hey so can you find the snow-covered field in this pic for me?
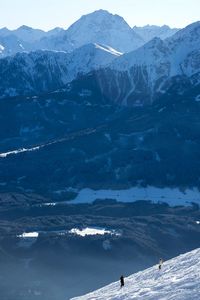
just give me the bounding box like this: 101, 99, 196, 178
69, 187, 200, 206
71, 248, 200, 300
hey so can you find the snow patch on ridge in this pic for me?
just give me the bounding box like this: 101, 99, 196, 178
69, 227, 120, 237
0, 44, 5, 52
18, 232, 39, 238
94, 43, 122, 56
0, 146, 41, 157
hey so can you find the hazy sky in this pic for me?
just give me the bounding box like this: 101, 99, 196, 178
0, 0, 199, 30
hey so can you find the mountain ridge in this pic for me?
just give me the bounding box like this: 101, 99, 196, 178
0, 10, 181, 57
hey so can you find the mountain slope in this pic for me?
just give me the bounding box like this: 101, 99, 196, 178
71, 248, 200, 300
0, 34, 31, 58
1, 84, 200, 195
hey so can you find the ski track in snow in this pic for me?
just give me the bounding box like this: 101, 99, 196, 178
71, 248, 200, 300
0, 126, 103, 158
0, 146, 42, 157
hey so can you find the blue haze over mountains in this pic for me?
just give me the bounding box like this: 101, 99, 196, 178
0, 9, 200, 300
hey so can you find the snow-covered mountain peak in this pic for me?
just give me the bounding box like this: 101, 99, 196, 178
17, 25, 33, 31
46, 27, 65, 36
135, 24, 171, 31
165, 20, 200, 67
13, 25, 45, 42
110, 20, 200, 74
92, 19, 200, 106
1, 11, 175, 56
144, 36, 166, 48
62, 10, 144, 53
133, 24, 180, 42
168, 21, 200, 44
0, 26, 9, 31
71, 248, 200, 300
73, 9, 129, 29
111, 37, 169, 71
0, 27, 10, 36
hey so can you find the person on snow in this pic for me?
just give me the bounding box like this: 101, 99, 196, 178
159, 258, 163, 270
120, 275, 125, 288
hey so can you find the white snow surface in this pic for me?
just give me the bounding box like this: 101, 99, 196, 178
18, 232, 39, 238
70, 187, 200, 206
0, 146, 41, 157
71, 248, 200, 300
0, 44, 5, 51
69, 227, 120, 237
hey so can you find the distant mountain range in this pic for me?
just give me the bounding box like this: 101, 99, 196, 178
0, 12, 199, 103
0, 10, 179, 58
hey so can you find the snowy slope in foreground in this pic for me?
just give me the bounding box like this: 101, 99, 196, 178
71, 248, 200, 300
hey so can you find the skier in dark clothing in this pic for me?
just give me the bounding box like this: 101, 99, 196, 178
120, 275, 125, 288
159, 258, 163, 270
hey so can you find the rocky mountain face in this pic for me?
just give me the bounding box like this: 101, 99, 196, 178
0, 34, 31, 57
0, 43, 121, 98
